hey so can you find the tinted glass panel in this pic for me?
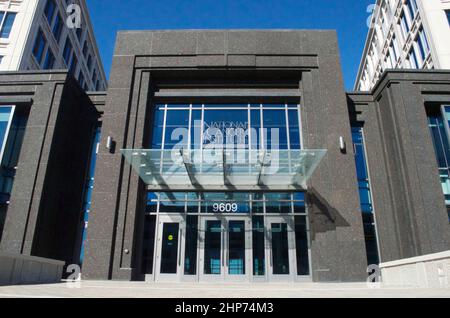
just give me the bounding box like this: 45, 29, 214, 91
160, 223, 179, 274
184, 216, 198, 275
0, 107, 12, 154
271, 223, 289, 275
362, 214, 380, 265
252, 216, 265, 276
52, 14, 63, 42
295, 216, 309, 275
228, 221, 245, 275
204, 220, 221, 275
0, 12, 16, 38
33, 30, 46, 63
164, 110, 189, 149
263, 110, 288, 149
142, 216, 156, 274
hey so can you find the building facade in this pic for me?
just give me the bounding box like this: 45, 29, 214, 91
0, 30, 449, 283
355, 0, 450, 91
0, 0, 106, 91
0, 70, 101, 268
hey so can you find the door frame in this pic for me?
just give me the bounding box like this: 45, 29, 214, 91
199, 215, 251, 282
154, 214, 186, 282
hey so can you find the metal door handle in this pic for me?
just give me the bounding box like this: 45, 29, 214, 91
222, 229, 225, 267
178, 229, 182, 267
270, 234, 273, 268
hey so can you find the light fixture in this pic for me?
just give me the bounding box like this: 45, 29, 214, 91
339, 136, 346, 152
106, 136, 113, 150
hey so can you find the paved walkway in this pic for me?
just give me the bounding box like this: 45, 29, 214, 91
0, 281, 450, 298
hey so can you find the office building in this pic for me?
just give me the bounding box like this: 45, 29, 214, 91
0, 30, 449, 284
0, 0, 106, 91
355, 0, 450, 91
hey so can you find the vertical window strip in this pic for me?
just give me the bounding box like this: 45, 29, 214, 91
0, 12, 16, 38
428, 108, 450, 210
351, 125, 380, 265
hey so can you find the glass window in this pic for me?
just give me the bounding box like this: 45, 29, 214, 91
265, 193, 291, 214
203, 109, 248, 147
252, 216, 265, 276
69, 54, 78, 75
417, 28, 430, 62
288, 109, 301, 149
82, 41, 89, 57
87, 55, 92, 71
160, 223, 179, 274
200, 193, 250, 214
151, 107, 165, 149
427, 107, 450, 206
295, 216, 309, 275
251, 193, 264, 214
76, 25, 83, 40
78, 71, 85, 88
146, 192, 158, 213
44, 0, 56, 25
250, 108, 261, 150
362, 214, 380, 265
33, 29, 46, 64
352, 124, 380, 265
159, 192, 186, 213
400, 13, 410, 39
52, 14, 63, 42
271, 223, 289, 274
146, 191, 305, 215
63, 38, 73, 65
43, 49, 55, 70
406, 0, 418, 21
191, 109, 202, 149
164, 110, 189, 149
0, 107, 13, 158
184, 215, 198, 275
149, 104, 301, 151
263, 109, 288, 149
228, 220, 246, 275
0, 12, 16, 38
352, 126, 373, 213
141, 215, 156, 274
204, 220, 222, 274
79, 123, 101, 264
409, 48, 419, 69
0, 108, 29, 241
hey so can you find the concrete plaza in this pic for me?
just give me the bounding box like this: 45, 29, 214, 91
0, 281, 449, 298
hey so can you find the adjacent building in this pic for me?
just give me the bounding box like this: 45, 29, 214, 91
0, 30, 449, 284
0, 0, 106, 91
355, 0, 450, 91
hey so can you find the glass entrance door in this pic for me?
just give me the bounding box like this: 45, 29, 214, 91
265, 216, 296, 281
155, 215, 185, 282
199, 216, 250, 282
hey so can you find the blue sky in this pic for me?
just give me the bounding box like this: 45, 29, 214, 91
87, 0, 374, 90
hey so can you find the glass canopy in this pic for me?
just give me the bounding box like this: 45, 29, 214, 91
121, 149, 326, 189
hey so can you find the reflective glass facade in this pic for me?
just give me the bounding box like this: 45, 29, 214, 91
141, 103, 310, 282
351, 125, 380, 265
427, 105, 450, 220
79, 124, 102, 265
146, 192, 305, 215
150, 103, 302, 151
0, 106, 28, 240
